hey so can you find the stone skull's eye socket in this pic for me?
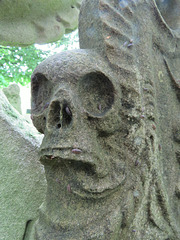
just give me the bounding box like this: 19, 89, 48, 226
31, 73, 52, 133
78, 72, 115, 117
31, 73, 52, 115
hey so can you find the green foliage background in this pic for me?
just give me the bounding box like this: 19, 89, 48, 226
0, 45, 49, 87
0, 31, 79, 88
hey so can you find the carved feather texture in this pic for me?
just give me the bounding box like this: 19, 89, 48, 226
79, 0, 180, 238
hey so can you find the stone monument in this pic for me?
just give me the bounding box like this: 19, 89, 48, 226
0, 90, 46, 240
30, 0, 180, 239
3, 83, 22, 114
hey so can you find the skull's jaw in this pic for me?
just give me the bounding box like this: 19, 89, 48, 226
39, 148, 126, 199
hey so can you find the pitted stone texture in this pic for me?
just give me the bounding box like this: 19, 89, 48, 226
3, 83, 22, 114
0, 0, 81, 46
0, 90, 46, 240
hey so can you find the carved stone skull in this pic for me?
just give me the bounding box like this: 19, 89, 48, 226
31, 50, 125, 196
30, 50, 129, 239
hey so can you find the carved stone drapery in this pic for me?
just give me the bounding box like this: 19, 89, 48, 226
30, 1, 180, 239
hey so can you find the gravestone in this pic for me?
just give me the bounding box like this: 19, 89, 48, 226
29, 0, 180, 239
3, 83, 22, 114
0, 90, 46, 240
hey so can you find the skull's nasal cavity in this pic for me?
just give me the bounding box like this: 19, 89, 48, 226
47, 100, 72, 130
